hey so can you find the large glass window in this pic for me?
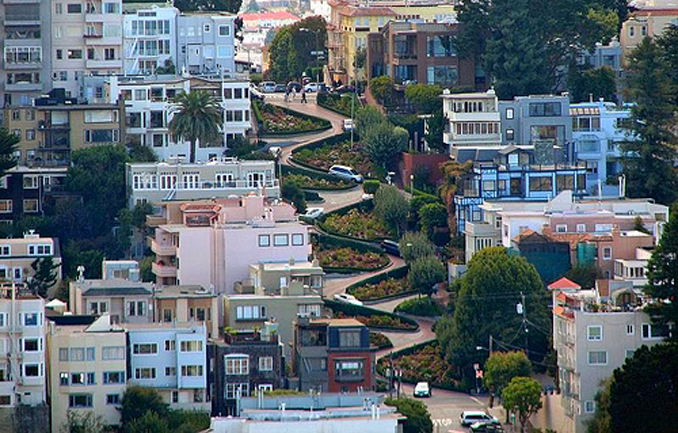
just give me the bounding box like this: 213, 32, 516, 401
225, 356, 249, 375
339, 330, 361, 347
426, 66, 458, 86
427, 35, 456, 57
529, 102, 562, 117
530, 125, 565, 145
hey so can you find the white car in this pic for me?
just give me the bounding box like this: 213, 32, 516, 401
303, 207, 325, 220
342, 119, 354, 132
304, 82, 321, 92
329, 164, 363, 183
460, 411, 499, 427
333, 293, 363, 306
413, 382, 431, 398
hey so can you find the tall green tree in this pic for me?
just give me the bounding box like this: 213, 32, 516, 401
399, 231, 435, 264
60, 410, 107, 433
120, 386, 169, 431
384, 397, 433, 433
374, 185, 409, 237
424, 111, 447, 154
644, 205, 678, 339
169, 90, 222, 163
568, 66, 617, 103
419, 203, 448, 241
281, 178, 307, 213
656, 23, 678, 105
267, 17, 327, 81
502, 376, 543, 433
0, 128, 19, 177
363, 123, 409, 169
484, 351, 531, 398
369, 76, 395, 106
404, 84, 443, 114
174, 0, 242, 13
608, 344, 678, 433
621, 37, 678, 204
355, 105, 386, 137
437, 247, 550, 371
587, 378, 612, 433
28, 257, 59, 298
408, 255, 446, 297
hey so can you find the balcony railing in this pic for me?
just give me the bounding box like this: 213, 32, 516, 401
149, 238, 176, 256
133, 179, 279, 192
152, 262, 177, 277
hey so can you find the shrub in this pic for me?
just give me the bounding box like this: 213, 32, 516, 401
322, 208, 391, 240
316, 244, 389, 271
349, 276, 412, 301
363, 179, 381, 195
370, 331, 393, 349
395, 298, 446, 317
255, 102, 330, 135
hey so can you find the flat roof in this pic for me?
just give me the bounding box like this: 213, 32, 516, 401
309, 318, 364, 327
154, 285, 217, 299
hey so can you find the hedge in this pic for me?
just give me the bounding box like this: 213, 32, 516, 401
314, 232, 391, 273
282, 165, 355, 191
324, 299, 419, 332
317, 92, 362, 117
315, 201, 396, 243
346, 266, 416, 303
289, 132, 356, 174
253, 101, 331, 137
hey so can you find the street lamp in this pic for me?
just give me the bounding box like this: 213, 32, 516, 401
409, 174, 414, 196
299, 28, 322, 86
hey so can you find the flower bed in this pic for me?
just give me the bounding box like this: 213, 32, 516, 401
254, 101, 330, 135
349, 276, 412, 302
293, 139, 375, 174
285, 173, 352, 191
316, 244, 389, 271
395, 298, 446, 317
322, 208, 390, 241
335, 311, 416, 331
377, 342, 461, 390
370, 332, 393, 350
324, 299, 419, 332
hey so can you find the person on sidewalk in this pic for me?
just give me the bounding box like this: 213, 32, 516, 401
301, 89, 307, 103
284, 88, 290, 102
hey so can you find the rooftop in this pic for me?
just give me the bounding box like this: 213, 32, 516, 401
154, 285, 217, 299
306, 318, 365, 327
77, 280, 153, 297
239, 11, 300, 21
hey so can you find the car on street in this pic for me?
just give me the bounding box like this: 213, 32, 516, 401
287, 81, 302, 92
342, 119, 354, 131
304, 82, 321, 92
413, 382, 431, 398
275, 83, 286, 93
380, 240, 400, 257
333, 293, 363, 306
259, 81, 276, 93
329, 164, 363, 183
460, 412, 499, 427
303, 207, 325, 220
332, 85, 357, 94
469, 421, 504, 432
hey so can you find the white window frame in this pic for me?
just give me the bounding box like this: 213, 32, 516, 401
292, 233, 304, 246
273, 234, 289, 247
587, 351, 608, 365
225, 355, 249, 375
258, 235, 270, 247
602, 247, 612, 260
576, 223, 586, 233
584, 400, 596, 413
626, 324, 635, 335
556, 224, 567, 233
259, 356, 273, 371
587, 325, 602, 342
506, 108, 514, 120
132, 343, 158, 355
0, 200, 11, 214
135, 367, 157, 379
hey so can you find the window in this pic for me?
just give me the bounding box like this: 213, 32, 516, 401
298, 304, 321, 317
127, 301, 146, 316
59, 348, 69, 361
587, 326, 602, 341
506, 108, 514, 120
577, 224, 586, 233
22, 338, 41, 352
106, 394, 121, 405
226, 383, 249, 399
505, 129, 515, 141
642, 323, 668, 340
89, 301, 108, 315
181, 365, 203, 376
219, 25, 231, 36
273, 234, 289, 246
69, 394, 92, 408
0, 200, 12, 213
67, 49, 82, 59
339, 330, 361, 347
135, 368, 156, 379
588, 351, 607, 365
28, 244, 51, 256
335, 360, 364, 378
529, 177, 553, 192
103, 371, 124, 384
625, 349, 635, 359
23, 199, 38, 213
24, 364, 41, 377
259, 356, 273, 371
556, 224, 567, 233
23, 313, 39, 326
87, 372, 96, 385
133, 343, 158, 355
236, 305, 266, 320
258, 235, 270, 247
180, 340, 203, 352
426, 34, 456, 57
165, 367, 176, 376
529, 102, 562, 117
602, 247, 612, 260
626, 324, 635, 335
203, 24, 211, 33
60, 372, 69, 386
25, 129, 35, 141
585, 401, 596, 413
225, 356, 249, 375
67, 3, 82, 13
164, 340, 176, 351
102, 346, 125, 360
0, 246, 10, 257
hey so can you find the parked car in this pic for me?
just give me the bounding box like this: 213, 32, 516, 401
304, 82, 321, 92
460, 412, 499, 427
332, 85, 357, 94
342, 119, 354, 132
469, 421, 504, 433
275, 83, 286, 93
413, 382, 431, 398
333, 293, 363, 306
303, 207, 325, 220
250, 88, 265, 101
259, 81, 276, 93
287, 81, 302, 92
329, 164, 363, 183
380, 240, 400, 257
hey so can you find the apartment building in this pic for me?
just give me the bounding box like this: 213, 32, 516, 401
550, 278, 665, 432
367, 21, 475, 90
464, 190, 669, 262
123, 5, 179, 75
102, 259, 141, 281
570, 100, 632, 195
4, 89, 125, 166
68, 278, 153, 323
127, 159, 279, 207
0, 232, 62, 284
176, 13, 237, 75
209, 324, 284, 416
153, 284, 220, 339
224, 261, 324, 358
107, 75, 251, 161
51, 0, 124, 99
126, 322, 209, 411
499, 95, 573, 162
0, 283, 47, 411
0, 0, 51, 113
47, 314, 127, 432
0, 166, 67, 222
442, 90, 502, 152
620, 6, 678, 66
293, 317, 376, 393
149, 194, 310, 293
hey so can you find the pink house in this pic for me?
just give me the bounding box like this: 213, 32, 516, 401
150, 194, 312, 294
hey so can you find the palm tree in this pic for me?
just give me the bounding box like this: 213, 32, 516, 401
438, 160, 473, 233
0, 128, 18, 176
168, 90, 222, 163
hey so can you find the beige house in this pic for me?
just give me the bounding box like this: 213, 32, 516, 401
224, 262, 324, 357
47, 315, 127, 432
153, 285, 221, 339
620, 6, 678, 66
0, 231, 62, 284
69, 279, 153, 324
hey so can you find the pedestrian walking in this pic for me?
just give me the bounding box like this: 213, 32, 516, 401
284, 88, 290, 102
291, 87, 296, 101
301, 89, 307, 103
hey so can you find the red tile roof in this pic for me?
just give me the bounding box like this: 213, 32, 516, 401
548, 277, 581, 291
338, 6, 396, 17
239, 11, 300, 21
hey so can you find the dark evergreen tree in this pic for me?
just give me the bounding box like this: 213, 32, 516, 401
28, 257, 59, 298
0, 128, 19, 177
568, 66, 617, 103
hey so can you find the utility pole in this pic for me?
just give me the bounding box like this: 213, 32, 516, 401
489, 334, 493, 355
519, 292, 528, 354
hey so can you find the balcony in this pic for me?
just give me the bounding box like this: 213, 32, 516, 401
152, 262, 177, 278
4, 60, 42, 70
149, 238, 176, 256
86, 58, 122, 69
3, 14, 40, 26
4, 81, 41, 92
3, 0, 41, 3
146, 214, 167, 227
